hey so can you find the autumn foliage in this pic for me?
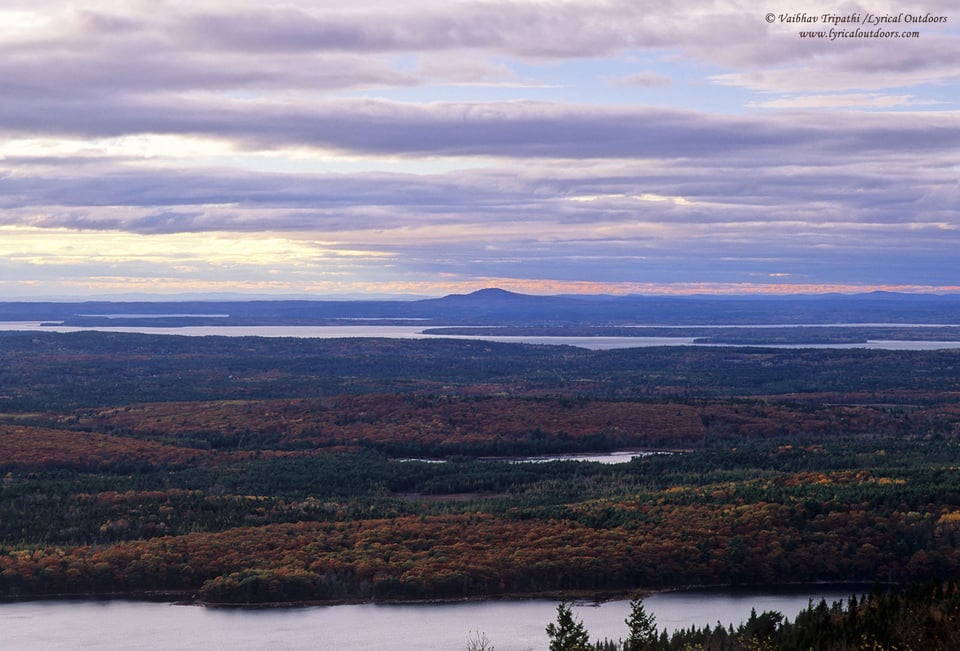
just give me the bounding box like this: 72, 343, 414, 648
0, 425, 211, 470
3, 334, 960, 605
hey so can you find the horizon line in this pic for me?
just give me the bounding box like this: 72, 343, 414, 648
3, 284, 960, 303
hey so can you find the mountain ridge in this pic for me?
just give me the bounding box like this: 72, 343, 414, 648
4, 287, 960, 327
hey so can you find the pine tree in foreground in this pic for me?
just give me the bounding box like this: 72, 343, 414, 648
624, 596, 659, 650
546, 600, 592, 651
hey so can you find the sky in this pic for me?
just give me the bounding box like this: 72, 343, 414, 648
1, 0, 958, 299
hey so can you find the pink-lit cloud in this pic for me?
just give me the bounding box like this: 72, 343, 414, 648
0, 0, 957, 297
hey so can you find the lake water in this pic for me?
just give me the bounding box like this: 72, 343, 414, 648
0, 588, 861, 650
508, 451, 660, 464
399, 451, 664, 465
3, 322, 960, 350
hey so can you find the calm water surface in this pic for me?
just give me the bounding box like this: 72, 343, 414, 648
1, 589, 861, 650
3, 322, 960, 350
399, 451, 664, 465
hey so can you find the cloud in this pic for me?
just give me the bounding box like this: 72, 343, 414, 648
5, 1, 955, 102
177, 2, 677, 58
1, 0, 958, 296
747, 93, 942, 109
3, 93, 959, 163
606, 72, 673, 87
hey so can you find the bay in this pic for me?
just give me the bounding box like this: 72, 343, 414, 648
2, 322, 960, 350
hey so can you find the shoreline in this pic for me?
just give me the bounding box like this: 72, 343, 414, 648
0, 581, 878, 609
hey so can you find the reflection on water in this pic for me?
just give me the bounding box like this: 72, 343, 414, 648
0, 588, 864, 651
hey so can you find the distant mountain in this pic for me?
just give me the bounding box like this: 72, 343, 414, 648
447, 288, 528, 300
3, 288, 960, 327
424, 288, 535, 307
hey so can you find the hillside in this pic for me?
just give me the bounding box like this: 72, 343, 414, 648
2, 333, 960, 606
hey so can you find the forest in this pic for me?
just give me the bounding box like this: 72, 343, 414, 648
549, 582, 960, 650
2, 330, 960, 624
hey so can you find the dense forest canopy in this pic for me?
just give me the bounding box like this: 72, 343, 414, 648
1, 329, 960, 625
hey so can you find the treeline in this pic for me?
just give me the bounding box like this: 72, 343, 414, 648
6, 434, 960, 543
5, 500, 960, 607
6, 438, 960, 602
426, 325, 960, 345
567, 581, 960, 650
50, 394, 960, 457
4, 332, 960, 411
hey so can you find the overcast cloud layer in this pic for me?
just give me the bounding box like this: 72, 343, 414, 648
1, 0, 958, 298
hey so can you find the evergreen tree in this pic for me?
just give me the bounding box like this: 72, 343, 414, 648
545, 600, 591, 651
624, 596, 659, 650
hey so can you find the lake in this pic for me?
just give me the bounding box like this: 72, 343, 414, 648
398, 451, 666, 465
0, 588, 862, 650
3, 321, 960, 350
